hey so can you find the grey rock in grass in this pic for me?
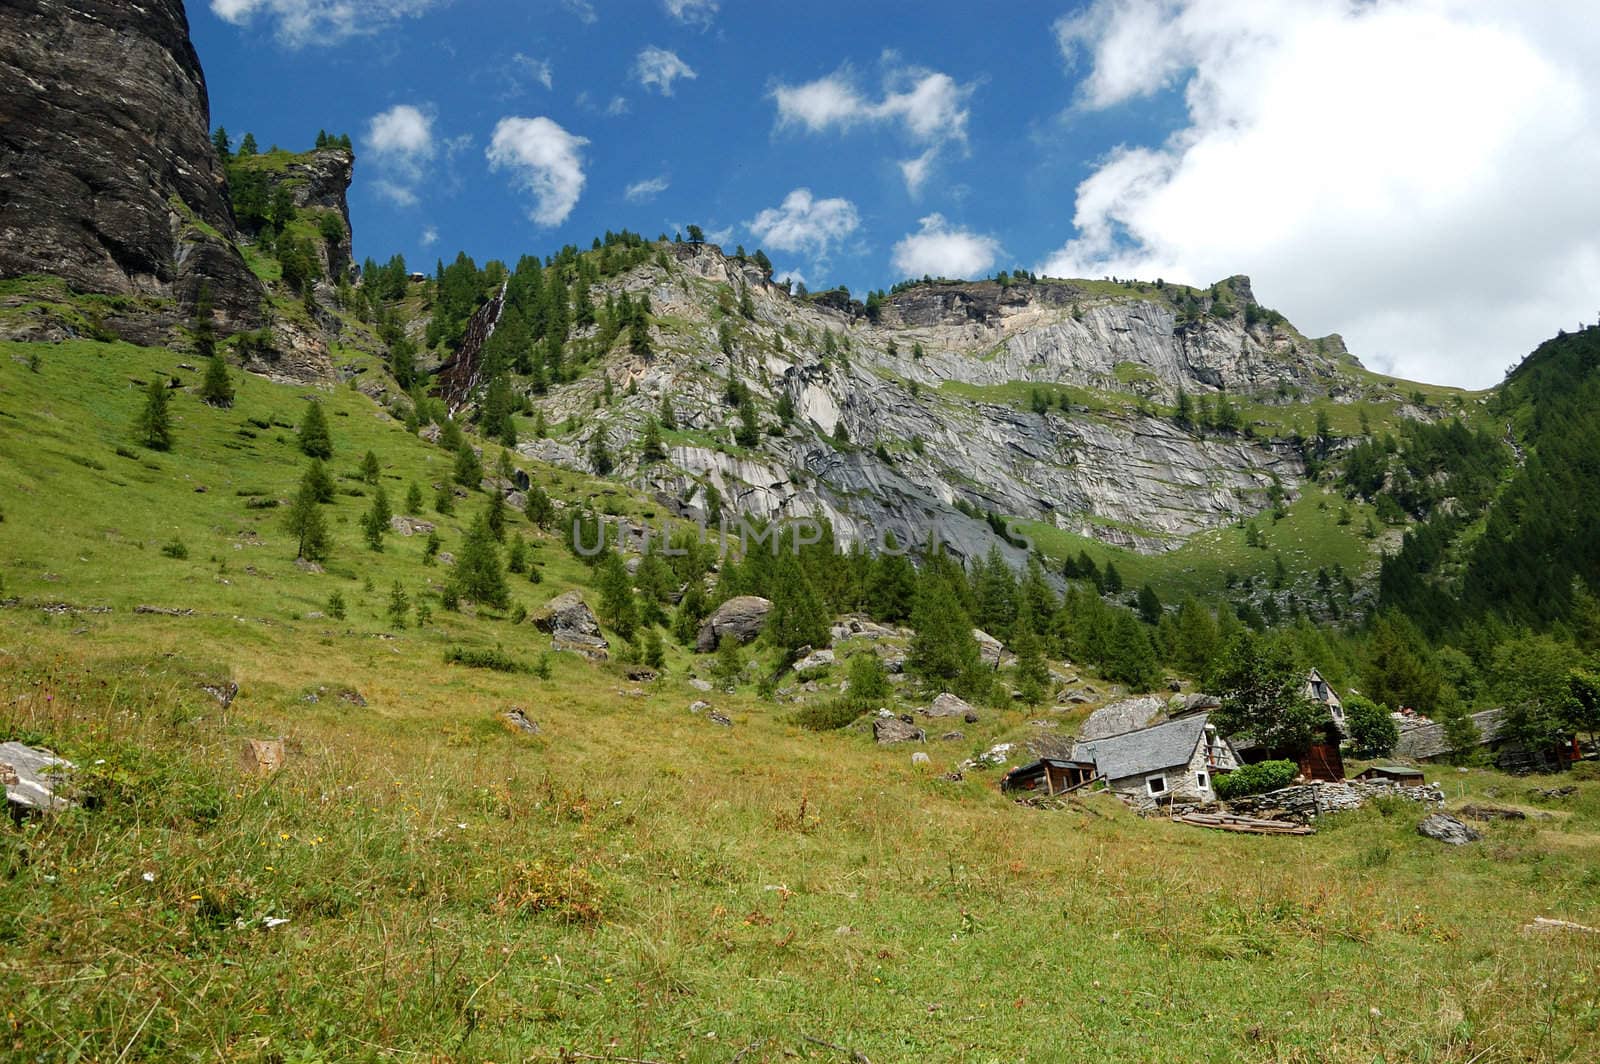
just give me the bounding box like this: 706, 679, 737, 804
1, 742, 76, 813
695, 596, 772, 652
1417, 813, 1480, 846
921, 692, 975, 719
873, 716, 925, 745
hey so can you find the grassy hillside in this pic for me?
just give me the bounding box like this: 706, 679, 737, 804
4, 337, 1600, 1060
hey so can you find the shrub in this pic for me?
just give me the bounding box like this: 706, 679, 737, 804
1214, 759, 1299, 800
792, 697, 868, 732
443, 646, 525, 673
160, 538, 189, 560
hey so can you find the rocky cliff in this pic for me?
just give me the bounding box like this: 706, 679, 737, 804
517, 245, 1357, 564
0, 0, 262, 324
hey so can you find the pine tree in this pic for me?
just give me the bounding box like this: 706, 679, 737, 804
386, 582, 410, 628
973, 546, 1019, 639
711, 635, 744, 692
640, 416, 667, 462
238, 132, 258, 156
525, 484, 554, 529
453, 442, 483, 489
735, 397, 760, 448
302, 459, 334, 503
867, 535, 917, 623
454, 512, 510, 609
405, 481, 424, 514
135, 379, 173, 451
767, 555, 828, 660
434, 486, 456, 515
298, 401, 333, 459
589, 434, 614, 475
361, 485, 391, 551
284, 474, 330, 562
360, 450, 380, 484
596, 551, 638, 640
211, 126, 230, 159
1011, 599, 1051, 705
658, 394, 677, 430
1136, 584, 1163, 625
484, 490, 508, 542
909, 575, 984, 697
506, 536, 528, 574
200, 351, 234, 409
1104, 610, 1161, 690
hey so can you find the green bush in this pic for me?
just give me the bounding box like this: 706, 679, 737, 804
1214, 759, 1298, 800
791, 697, 867, 732
443, 646, 526, 673
160, 538, 189, 560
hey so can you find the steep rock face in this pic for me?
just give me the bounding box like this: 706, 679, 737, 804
0, 0, 263, 324
523, 245, 1353, 562
264, 147, 356, 279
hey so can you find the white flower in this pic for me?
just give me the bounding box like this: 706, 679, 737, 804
141, 872, 155, 882
262, 916, 290, 929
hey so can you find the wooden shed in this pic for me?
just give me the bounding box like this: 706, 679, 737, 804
1001, 757, 1099, 796
1354, 765, 1426, 786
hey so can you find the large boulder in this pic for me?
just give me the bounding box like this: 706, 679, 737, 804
1079, 696, 1167, 740
793, 647, 835, 672
695, 596, 772, 652
532, 590, 609, 660
973, 628, 1008, 668
873, 715, 925, 745
921, 692, 976, 719
1417, 813, 1480, 846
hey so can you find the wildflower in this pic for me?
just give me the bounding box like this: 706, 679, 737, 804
142, 871, 155, 883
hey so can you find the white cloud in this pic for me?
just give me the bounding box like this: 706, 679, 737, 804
747, 189, 859, 258
1042, 0, 1600, 388
772, 63, 971, 193
606, 95, 631, 116
625, 175, 670, 203
209, 0, 442, 47
513, 54, 554, 91
562, 0, 597, 23
634, 46, 697, 96
774, 268, 806, 291
663, 0, 716, 26
364, 104, 435, 208
892, 214, 1001, 279
486, 116, 589, 227
420, 226, 438, 247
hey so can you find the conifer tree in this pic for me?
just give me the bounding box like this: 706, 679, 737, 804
735, 397, 760, 448
484, 491, 508, 542
135, 379, 173, 451
454, 512, 510, 609
238, 132, 258, 156
596, 551, 638, 640
658, 394, 677, 430
285, 472, 330, 562
386, 582, 410, 628
640, 416, 667, 462
360, 449, 380, 485
303, 459, 334, 503
361, 485, 391, 551
1011, 599, 1051, 705
434, 485, 456, 515
200, 350, 234, 409
454, 441, 483, 489
525, 484, 554, 529
298, 400, 333, 459
712, 635, 744, 692
506, 536, 528, 574
867, 535, 917, 623
767, 555, 828, 660
909, 575, 984, 697
405, 481, 424, 514
589, 434, 614, 475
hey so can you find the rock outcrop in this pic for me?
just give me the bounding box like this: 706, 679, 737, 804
695, 596, 772, 652
0, 0, 263, 325
1417, 812, 1479, 846
532, 590, 609, 660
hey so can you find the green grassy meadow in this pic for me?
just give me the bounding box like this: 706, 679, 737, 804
3, 342, 1600, 1061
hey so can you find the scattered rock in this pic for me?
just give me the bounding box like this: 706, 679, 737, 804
1, 742, 76, 813
1522, 916, 1600, 936
338, 688, 367, 708
921, 692, 975, 719
1533, 786, 1577, 800
688, 678, 713, 692
626, 666, 658, 682
389, 515, 435, 537
238, 738, 284, 778
134, 605, 194, 617
959, 742, 1015, 771
939, 731, 966, 742
1459, 804, 1526, 821
197, 681, 238, 708
1417, 813, 1479, 846
911, 752, 931, 768
294, 558, 325, 574
688, 701, 710, 713
792, 647, 835, 672
1027, 719, 1058, 728
708, 711, 733, 728
501, 708, 539, 734
695, 595, 773, 652
874, 716, 925, 745
963, 711, 980, 724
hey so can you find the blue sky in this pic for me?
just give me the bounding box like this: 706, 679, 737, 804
195, 1, 1600, 389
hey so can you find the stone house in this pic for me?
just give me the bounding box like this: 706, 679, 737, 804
1072, 715, 1240, 803
1305, 668, 1345, 734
